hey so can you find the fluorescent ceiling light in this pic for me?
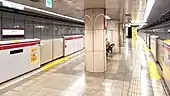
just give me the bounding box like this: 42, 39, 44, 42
105, 15, 111, 19
131, 20, 147, 26
144, 0, 155, 22
130, 23, 147, 26
168, 29, 170, 32
131, 20, 146, 23
2, 0, 24, 10
125, 23, 131, 27
35, 25, 45, 28
0, 0, 84, 23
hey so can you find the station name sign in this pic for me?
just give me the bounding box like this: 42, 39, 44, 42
2, 28, 24, 36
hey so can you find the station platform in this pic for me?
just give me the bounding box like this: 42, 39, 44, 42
0, 38, 166, 96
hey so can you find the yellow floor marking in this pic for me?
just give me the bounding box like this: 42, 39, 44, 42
41, 56, 70, 71
13, 40, 19, 43
145, 47, 150, 53
148, 60, 160, 80
164, 39, 170, 42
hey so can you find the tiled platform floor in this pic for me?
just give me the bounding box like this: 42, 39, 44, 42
0, 39, 166, 96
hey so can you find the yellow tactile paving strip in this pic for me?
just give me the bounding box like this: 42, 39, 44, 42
147, 60, 160, 79
144, 44, 160, 80
41, 56, 70, 71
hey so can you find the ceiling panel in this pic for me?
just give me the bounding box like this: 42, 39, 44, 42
8, 0, 125, 21
10, 0, 84, 19
147, 0, 170, 25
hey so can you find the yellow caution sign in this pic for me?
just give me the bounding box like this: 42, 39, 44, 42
30, 48, 38, 64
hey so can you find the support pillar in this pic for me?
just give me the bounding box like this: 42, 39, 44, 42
84, 8, 107, 72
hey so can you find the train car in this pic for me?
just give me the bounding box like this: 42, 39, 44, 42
157, 39, 164, 68
143, 33, 147, 42
150, 35, 159, 62
146, 34, 151, 48
162, 40, 170, 90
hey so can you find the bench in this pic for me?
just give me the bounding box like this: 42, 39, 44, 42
106, 43, 115, 55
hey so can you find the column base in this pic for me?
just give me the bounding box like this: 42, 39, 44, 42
85, 51, 107, 72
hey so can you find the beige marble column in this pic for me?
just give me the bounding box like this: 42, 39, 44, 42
84, 8, 107, 72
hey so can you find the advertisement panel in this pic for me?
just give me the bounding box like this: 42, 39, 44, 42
30, 48, 38, 64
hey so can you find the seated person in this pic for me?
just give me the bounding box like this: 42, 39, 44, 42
109, 43, 115, 53
106, 39, 110, 47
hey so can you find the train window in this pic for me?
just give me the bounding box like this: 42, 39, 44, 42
41, 19, 53, 40
45, 22, 53, 39
34, 18, 41, 39
53, 26, 62, 38
2, 12, 14, 28
71, 27, 76, 35
80, 28, 84, 35
62, 27, 71, 36
2, 12, 15, 41
14, 14, 25, 28
25, 16, 34, 39
72, 27, 82, 35
14, 14, 25, 40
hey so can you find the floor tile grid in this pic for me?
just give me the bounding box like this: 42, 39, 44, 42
118, 42, 133, 96
114, 44, 134, 96
127, 41, 143, 96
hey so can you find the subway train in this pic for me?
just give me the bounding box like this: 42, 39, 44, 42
138, 30, 170, 91
0, 7, 84, 83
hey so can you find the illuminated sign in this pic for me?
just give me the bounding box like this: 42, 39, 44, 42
46, 0, 52, 8
2, 29, 24, 36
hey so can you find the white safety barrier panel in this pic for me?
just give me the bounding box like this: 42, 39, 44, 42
0, 39, 40, 83
64, 35, 84, 56
150, 35, 159, 61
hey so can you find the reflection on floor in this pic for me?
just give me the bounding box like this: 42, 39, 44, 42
0, 39, 166, 96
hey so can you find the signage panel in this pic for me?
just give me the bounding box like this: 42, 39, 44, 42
2, 29, 24, 36
46, 0, 52, 8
